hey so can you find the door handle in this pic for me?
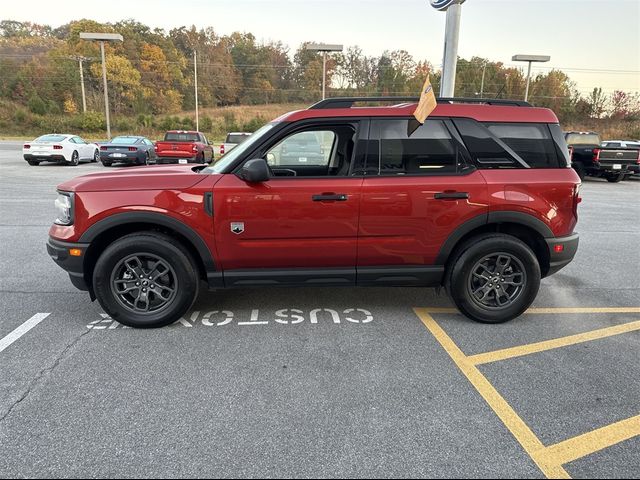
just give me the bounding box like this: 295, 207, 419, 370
434, 191, 469, 200
312, 194, 348, 202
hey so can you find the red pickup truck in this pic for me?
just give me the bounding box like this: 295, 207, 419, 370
154, 130, 214, 164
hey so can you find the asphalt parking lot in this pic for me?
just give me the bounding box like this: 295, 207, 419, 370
0, 140, 638, 478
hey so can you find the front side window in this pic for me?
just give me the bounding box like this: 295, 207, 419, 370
263, 125, 357, 177
267, 131, 334, 167
370, 119, 461, 175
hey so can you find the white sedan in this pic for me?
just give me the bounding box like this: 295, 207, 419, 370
23, 134, 99, 166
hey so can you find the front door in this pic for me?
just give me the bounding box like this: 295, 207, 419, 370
213, 123, 365, 286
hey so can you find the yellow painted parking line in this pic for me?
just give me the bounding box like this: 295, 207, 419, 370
420, 307, 640, 315
543, 415, 640, 466
526, 307, 640, 314
469, 320, 640, 366
414, 308, 570, 478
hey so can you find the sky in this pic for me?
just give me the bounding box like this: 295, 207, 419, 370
3, 0, 639, 94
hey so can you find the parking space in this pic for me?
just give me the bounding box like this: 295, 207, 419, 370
415, 307, 640, 478
1, 141, 639, 477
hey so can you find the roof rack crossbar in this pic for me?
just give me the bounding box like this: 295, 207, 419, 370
308, 96, 532, 109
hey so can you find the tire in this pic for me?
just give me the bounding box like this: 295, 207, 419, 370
445, 234, 541, 324
27, 160, 39, 166
93, 232, 200, 329
606, 173, 625, 183
144, 151, 150, 166
198, 153, 205, 164
92, 149, 99, 162
572, 162, 585, 181
102, 161, 112, 167
70, 150, 79, 166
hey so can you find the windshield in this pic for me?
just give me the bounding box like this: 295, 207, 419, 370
111, 136, 139, 145
565, 133, 600, 146
226, 133, 251, 144
35, 134, 67, 142
205, 123, 276, 174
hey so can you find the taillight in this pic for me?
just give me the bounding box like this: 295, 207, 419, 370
128, 147, 137, 152
53, 145, 63, 150
192, 145, 198, 153
573, 184, 582, 216
23, 144, 30, 149
636, 150, 640, 164
220, 144, 225, 155
100, 146, 107, 151
592, 148, 601, 162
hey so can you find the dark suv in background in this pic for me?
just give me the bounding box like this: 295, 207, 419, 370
47, 97, 580, 328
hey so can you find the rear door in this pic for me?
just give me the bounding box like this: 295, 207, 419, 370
212, 121, 365, 286
357, 118, 489, 283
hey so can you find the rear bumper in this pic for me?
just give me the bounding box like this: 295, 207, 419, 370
24, 154, 67, 162
100, 152, 141, 163
545, 233, 579, 276
47, 237, 89, 291
157, 156, 198, 164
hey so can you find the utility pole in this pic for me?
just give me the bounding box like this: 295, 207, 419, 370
480, 61, 487, 98
77, 56, 88, 113
194, 50, 199, 131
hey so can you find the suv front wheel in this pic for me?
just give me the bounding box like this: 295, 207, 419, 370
446, 234, 541, 323
93, 232, 200, 328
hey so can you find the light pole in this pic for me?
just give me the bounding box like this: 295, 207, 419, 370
79, 32, 124, 139
306, 43, 343, 100
511, 54, 550, 102
430, 0, 467, 98
194, 50, 199, 131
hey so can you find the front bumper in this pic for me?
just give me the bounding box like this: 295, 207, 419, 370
47, 237, 89, 291
545, 233, 579, 276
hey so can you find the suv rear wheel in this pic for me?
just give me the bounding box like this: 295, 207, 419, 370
446, 234, 541, 323
93, 232, 200, 328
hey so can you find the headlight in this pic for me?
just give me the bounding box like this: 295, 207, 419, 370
54, 192, 74, 225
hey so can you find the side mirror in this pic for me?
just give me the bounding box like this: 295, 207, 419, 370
241, 158, 270, 183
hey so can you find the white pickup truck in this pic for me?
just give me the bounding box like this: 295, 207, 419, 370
220, 132, 252, 156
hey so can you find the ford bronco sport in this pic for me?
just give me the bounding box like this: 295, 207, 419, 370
47, 97, 580, 328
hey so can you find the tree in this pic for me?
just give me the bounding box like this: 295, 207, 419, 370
89, 54, 142, 114
587, 87, 608, 118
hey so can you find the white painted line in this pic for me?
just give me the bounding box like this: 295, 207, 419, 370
0, 313, 51, 353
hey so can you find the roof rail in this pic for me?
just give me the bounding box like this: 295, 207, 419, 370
308, 96, 532, 109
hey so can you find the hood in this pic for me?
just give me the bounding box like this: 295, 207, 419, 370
57, 165, 212, 192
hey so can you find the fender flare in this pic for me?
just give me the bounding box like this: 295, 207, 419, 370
435, 211, 553, 265
79, 211, 218, 278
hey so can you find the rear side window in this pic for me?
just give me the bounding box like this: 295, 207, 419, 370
370, 119, 462, 175
454, 119, 561, 169
485, 123, 559, 168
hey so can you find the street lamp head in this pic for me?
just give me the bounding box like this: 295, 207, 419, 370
79, 32, 123, 42
306, 43, 343, 52
511, 54, 550, 63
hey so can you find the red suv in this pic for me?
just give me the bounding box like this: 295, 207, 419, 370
47, 97, 580, 328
